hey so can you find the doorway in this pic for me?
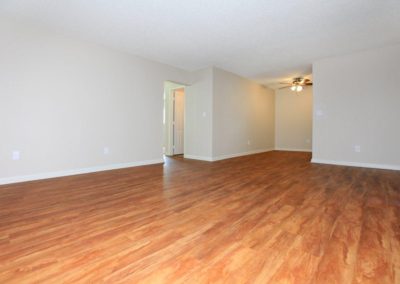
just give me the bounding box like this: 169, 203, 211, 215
172, 88, 185, 155
163, 81, 185, 156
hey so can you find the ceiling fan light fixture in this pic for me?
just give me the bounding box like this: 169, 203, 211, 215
280, 77, 312, 92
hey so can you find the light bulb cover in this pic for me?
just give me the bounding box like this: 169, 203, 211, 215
296, 86, 303, 92
291, 85, 296, 91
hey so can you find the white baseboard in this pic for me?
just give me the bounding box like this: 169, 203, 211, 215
275, 148, 312, 152
183, 155, 213, 162
184, 148, 274, 162
0, 159, 164, 185
211, 148, 275, 161
311, 158, 400, 171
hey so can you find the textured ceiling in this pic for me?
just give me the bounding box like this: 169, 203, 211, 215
1, 0, 399, 84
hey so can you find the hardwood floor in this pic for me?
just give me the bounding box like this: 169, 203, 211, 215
0, 151, 399, 283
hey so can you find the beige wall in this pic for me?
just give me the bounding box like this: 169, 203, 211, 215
185, 67, 275, 161
212, 67, 275, 159
0, 17, 193, 183
275, 87, 313, 151
184, 68, 214, 160
312, 44, 400, 169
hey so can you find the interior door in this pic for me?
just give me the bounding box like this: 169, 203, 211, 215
173, 89, 184, 155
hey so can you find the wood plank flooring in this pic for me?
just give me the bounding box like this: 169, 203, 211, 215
0, 151, 399, 283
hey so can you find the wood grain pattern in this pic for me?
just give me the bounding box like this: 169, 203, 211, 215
0, 151, 399, 283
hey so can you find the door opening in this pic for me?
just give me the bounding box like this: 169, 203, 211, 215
172, 88, 185, 155
163, 81, 185, 156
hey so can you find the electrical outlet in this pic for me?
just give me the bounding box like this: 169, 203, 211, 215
247, 140, 251, 145
354, 145, 361, 153
12, 151, 20, 160
103, 147, 110, 155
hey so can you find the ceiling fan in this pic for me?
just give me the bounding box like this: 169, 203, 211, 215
279, 77, 312, 92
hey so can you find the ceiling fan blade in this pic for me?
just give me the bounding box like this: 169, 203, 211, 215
278, 82, 291, 85
278, 86, 291, 89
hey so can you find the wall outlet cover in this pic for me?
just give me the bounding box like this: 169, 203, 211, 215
12, 151, 20, 160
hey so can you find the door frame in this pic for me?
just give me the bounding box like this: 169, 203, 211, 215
164, 83, 185, 156
172, 88, 185, 155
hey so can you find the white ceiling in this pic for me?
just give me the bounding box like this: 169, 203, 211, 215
1, 0, 399, 84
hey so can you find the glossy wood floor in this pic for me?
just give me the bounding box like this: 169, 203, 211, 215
0, 151, 399, 284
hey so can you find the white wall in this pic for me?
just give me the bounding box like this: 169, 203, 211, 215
184, 68, 214, 160
212, 68, 275, 159
0, 18, 192, 184
275, 87, 313, 151
312, 44, 400, 170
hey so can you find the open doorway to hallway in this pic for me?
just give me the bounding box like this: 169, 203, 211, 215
163, 81, 185, 156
